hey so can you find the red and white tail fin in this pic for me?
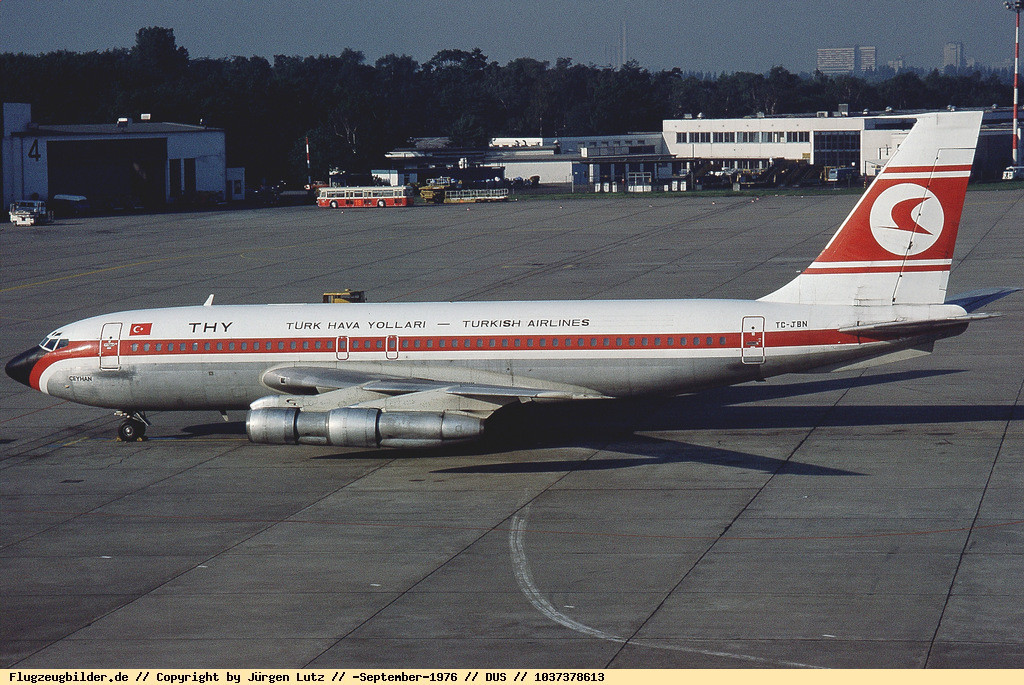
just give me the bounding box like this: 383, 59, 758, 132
760, 111, 983, 306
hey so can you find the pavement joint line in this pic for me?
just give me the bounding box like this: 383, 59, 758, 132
924, 370, 1024, 667
0, 400, 70, 425
508, 505, 823, 669
3, 434, 268, 666
0, 241, 314, 294
605, 368, 864, 666
302, 453, 525, 667
6, 506, 1021, 542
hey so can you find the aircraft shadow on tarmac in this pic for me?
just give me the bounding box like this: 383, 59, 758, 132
181, 369, 1021, 475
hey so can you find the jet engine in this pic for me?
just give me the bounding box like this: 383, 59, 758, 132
246, 406, 484, 448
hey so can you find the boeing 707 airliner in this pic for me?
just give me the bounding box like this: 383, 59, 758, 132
5, 111, 1017, 447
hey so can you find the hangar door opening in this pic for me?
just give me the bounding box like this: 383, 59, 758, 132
48, 138, 168, 209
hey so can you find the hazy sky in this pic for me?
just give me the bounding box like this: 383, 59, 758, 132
0, 1, 1014, 73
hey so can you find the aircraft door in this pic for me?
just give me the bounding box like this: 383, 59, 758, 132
741, 316, 765, 364
336, 336, 349, 360
99, 322, 122, 370
386, 335, 399, 360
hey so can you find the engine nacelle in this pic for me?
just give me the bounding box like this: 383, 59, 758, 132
246, 407, 484, 448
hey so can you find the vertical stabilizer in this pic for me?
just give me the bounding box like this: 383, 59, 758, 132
760, 111, 982, 306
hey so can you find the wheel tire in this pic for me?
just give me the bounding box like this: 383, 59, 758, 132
329, 200, 338, 208
118, 419, 145, 442
377, 199, 386, 207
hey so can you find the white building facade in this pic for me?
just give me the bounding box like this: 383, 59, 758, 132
3, 103, 230, 209
662, 113, 916, 177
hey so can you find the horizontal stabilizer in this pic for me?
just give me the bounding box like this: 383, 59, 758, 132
945, 287, 1021, 312
839, 313, 998, 337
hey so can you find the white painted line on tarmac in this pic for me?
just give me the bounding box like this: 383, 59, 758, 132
509, 506, 822, 668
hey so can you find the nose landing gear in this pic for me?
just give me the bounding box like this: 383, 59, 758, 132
115, 411, 149, 441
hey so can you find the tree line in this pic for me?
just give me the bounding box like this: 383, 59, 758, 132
0, 27, 1012, 184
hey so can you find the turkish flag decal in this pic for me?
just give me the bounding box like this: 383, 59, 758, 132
129, 323, 153, 336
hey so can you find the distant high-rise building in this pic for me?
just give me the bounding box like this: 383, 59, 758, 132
943, 42, 966, 71
817, 46, 877, 75
858, 46, 876, 72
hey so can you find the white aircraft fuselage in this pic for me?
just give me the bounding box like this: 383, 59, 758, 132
16, 299, 968, 412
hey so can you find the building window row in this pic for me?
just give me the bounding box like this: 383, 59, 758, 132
676, 131, 812, 144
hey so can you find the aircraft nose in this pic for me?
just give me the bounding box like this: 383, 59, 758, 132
5, 347, 45, 388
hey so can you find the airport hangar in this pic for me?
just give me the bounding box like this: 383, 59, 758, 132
1, 102, 245, 211
379, 107, 1015, 190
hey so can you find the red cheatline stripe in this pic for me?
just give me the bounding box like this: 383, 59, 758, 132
883, 164, 973, 173
31, 328, 908, 383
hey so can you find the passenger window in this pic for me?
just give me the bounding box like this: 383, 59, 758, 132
376, 340, 383, 349
439, 340, 446, 348
216, 342, 223, 351
514, 339, 521, 347
131, 343, 138, 352
228, 342, 235, 351
527, 339, 534, 348
719, 337, 726, 345
414, 340, 421, 348
501, 339, 508, 348
707, 337, 713, 346
693, 338, 699, 346
205, 342, 211, 351
402, 340, 409, 349
289, 341, 296, 350
616, 338, 622, 347
302, 341, 309, 350
489, 339, 495, 348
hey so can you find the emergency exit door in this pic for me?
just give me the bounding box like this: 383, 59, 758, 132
741, 316, 765, 364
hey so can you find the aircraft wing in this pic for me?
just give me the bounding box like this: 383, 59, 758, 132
254, 365, 607, 418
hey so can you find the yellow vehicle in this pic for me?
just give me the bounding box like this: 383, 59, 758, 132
418, 177, 457, 204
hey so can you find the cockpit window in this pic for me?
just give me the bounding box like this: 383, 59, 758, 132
38, 336, 69, 352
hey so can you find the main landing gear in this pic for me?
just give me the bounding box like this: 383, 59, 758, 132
115, 411, 149, 442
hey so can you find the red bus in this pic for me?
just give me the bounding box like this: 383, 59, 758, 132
317, 186, 415, 208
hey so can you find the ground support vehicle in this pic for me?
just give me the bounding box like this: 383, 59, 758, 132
8, 200, 53, 226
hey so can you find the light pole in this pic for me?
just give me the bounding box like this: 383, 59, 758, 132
1007, 0, 1024, 165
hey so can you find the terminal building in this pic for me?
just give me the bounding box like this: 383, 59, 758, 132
2, 102, 244, 211
380, 107, 1014, 191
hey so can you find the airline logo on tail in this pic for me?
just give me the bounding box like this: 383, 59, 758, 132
868, 183, 944, 256
811, 164, 971, 269
760, 111, 983, 305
